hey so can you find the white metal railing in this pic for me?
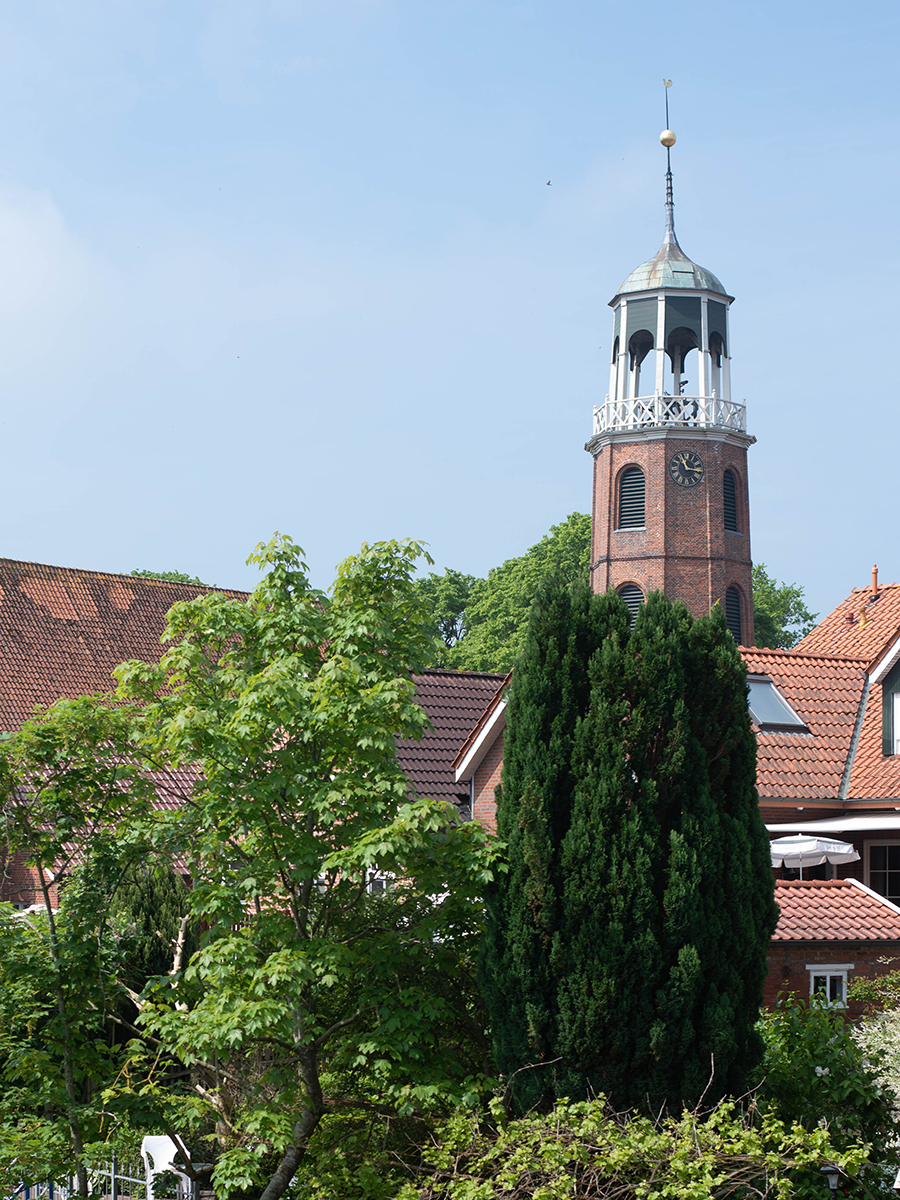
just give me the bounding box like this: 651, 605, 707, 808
9, 1156, 192, 1200
592, 394, 747, 436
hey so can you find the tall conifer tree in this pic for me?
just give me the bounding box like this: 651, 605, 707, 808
479, 578, 627, 1109
482, 586, 777, 1113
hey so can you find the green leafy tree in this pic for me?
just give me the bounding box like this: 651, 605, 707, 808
752, 563, 817, 649
413, 569, 476, 666
482, 584, 777, 1114
0, 698, 157, 1195
112, 535, 501, 1200
130, 569, 207, 585
443, 513, 591, 673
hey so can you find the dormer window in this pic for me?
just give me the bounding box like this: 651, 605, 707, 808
747, 676, 809, 733
881, 659, 900, 755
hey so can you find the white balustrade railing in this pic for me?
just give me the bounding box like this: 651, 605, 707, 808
592, 394, 746, 436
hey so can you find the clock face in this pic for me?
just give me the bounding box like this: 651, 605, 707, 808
669, 450, 704, 487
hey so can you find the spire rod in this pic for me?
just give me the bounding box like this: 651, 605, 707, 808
660, 80, 677, 245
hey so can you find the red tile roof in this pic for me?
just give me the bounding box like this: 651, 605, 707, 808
845, 683, 900, 800
740, 647, 868, 800
0, 558, 248, 731
773, 879, 900, 941
398, 669, 506, 812
795, 583, 900, 669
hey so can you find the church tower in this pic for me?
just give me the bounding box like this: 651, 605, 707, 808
585, 123, 754, 643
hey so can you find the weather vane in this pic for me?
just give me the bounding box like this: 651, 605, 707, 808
659, 80, 677, 239
661, 79, 676, 155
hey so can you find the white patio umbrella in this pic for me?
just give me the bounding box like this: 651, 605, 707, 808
769, 835, 860, 877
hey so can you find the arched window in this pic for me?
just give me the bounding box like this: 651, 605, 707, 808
618, 466, 645, 529
725, 587, 743, 643
617, 583, 644, 624
723, 470, 738, 532
627, 330, 654, 398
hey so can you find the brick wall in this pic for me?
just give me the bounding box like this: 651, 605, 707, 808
764, 941, 899, 1016
1, 852, 57, 908
590, 433, 753, 642
472, 731, 503, 834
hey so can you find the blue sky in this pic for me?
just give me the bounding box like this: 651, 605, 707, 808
0, 0, 896, 619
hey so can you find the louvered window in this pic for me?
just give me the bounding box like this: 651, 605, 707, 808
723, 470, 738, 532
725, 587, 742, 642
618, 467, 645, 529
617, 583, 644, 624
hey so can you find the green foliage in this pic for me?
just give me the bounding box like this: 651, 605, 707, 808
752, 563, 817, 649
483, 583, 777, 1115
433, 513, 592, 673
109, 535, 503, 1200
388, 1096, 870, 1199
757, 994, 899, 1195
413, 569, 477, 666
110, 863, 197, 992
130, 568, 207, 585
479, 577, 626, 1110
0, 697, 160, 1193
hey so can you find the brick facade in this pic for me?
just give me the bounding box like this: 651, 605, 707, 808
472, 730, 503, 835
764, 943, 897, 1017
589, 432, 753, 642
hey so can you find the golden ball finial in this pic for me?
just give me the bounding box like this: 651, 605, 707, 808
660, 129, 676, 148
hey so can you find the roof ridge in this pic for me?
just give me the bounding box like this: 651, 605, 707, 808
0, 556, 245, 593
745, 647, 870, 664
415, 667, 507, 680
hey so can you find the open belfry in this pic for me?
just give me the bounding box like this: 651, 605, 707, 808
586, 101, 754, 642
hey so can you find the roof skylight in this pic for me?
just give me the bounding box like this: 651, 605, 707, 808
747, 677, 809, 733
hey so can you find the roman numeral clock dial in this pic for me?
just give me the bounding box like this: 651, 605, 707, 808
668, 450, 704, 487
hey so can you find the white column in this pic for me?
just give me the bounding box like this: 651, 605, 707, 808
723, 302, 732, 402
698, 296, 710, 398
616, 299, 629, 401
655, 293, 666, 398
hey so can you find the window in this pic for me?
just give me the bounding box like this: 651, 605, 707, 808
808, 963, 851, 1007
618, 467, 645, 529
723, 470, 738, 532
747, 676, 809, 732
881, 658, 900, 755
366, 871, 394, 895
725, 586, 742, 642
617, 583, 644, 624
867, 842, 900, 905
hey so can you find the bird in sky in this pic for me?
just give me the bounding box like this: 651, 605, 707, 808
546, 180, 551, 185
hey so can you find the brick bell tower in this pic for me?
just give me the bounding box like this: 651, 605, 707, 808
585, 120, 754, 643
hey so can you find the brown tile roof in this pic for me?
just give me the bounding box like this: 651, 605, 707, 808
773, 878, 900, 941
451, 672, 510, 771
740, 647, 868, 800
398, 669, 506, 813
0, 557, 248, 731
795, 582, 900, 669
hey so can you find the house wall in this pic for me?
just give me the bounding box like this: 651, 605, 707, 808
1, 853, 57, 909
472, 730, 503, 834
764, 941, 900, 1017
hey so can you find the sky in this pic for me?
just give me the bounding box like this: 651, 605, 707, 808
0, 0, 896, 619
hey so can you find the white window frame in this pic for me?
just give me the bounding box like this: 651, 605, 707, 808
894, 692, 900, 755
806, 963, 852, 1008
366, 870, 394, 895
865, 839, 900, 904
